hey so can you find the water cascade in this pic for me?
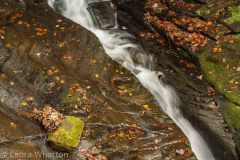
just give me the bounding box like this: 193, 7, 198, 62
48, 0, 215, 159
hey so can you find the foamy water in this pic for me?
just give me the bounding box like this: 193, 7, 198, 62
48, 0, 215, 159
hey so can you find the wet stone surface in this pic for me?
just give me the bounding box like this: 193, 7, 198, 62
113, 0, 240, 159
88, 1, 116, 29
0, 0, 239, 159
0, 0, 195, 159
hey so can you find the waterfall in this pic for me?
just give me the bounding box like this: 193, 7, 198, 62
48, 0, 215, 159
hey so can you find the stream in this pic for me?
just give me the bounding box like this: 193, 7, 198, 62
48, 0, 215, 159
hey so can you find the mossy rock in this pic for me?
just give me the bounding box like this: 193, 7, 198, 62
224, 102, 240, 132
196, 1, 235, 18
62, 85, 88, 107
225, 5, 240, 32
224, 102, 240, 154
196, 6, 213, 17
225, 5, 240, 25
62, 91, 84, 106
198, 35, 240, 106
48, 116, 84, 151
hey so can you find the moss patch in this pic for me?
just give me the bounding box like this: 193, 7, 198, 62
62, 91, 84, 106
198, 35, 240, 105
48, 116, 84, 150
225, 102, 240, 132
62, 84, 88, 107
196, 1, 235, 17
196, 6, 212, 16
225, 6, 240, 25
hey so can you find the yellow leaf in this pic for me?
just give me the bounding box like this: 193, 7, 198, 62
131, 124, 137, 128
20, 102, 28, 107
90, 59, 97, 64
143, 104, 149, 110
10, 122, 17, 128
59, 42, 66, 48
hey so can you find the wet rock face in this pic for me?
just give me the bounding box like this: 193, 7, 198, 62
0, 0, 238, 159
88, 1, 116, 29
0, 106, 44, 160
113, 0, 240, 159
0, 0, 196, 159
0, 105, 42, 143
51, 0, 66, 13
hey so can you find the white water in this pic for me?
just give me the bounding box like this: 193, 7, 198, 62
48, 0, 215, 159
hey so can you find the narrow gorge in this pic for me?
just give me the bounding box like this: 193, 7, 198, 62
0, 0, 239, 159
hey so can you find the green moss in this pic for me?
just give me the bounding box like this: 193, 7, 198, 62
196, 6, 212, 16
225, 6, 240, 25
220, 35, 240, 55
196, 2, 230, 17
62, 89, 86, 107
225, 102, 240, 132
48, 116, 84, 150
198, 49, 240, 105
63, 91, 83, 105
233, 34, 240, 45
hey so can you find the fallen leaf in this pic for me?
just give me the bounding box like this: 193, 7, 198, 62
196, 75, 203, 80
60, 79, 65, 84
208, 101, 218, 110
207, 86, 215, 94
154, 139, 161, 144
20, 101, 28, 107
176, 149, 185, 155
10, 122, 17, 128
27, 97, 34, 102
59, 42, 66, 48
10, 81, 15, 86
143, 104, 149, 110
131, 124, 137, 128
237, 67, 240, 72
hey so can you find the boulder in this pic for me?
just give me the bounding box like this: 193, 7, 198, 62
88, 1, 116, 29
48, 116, 84, 151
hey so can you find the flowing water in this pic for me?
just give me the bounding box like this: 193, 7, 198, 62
48, 0, 215, 159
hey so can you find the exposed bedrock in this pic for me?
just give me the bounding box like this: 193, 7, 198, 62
0, 0, 239, 159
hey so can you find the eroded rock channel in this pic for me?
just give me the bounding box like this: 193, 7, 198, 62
0, 0, 239, 159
